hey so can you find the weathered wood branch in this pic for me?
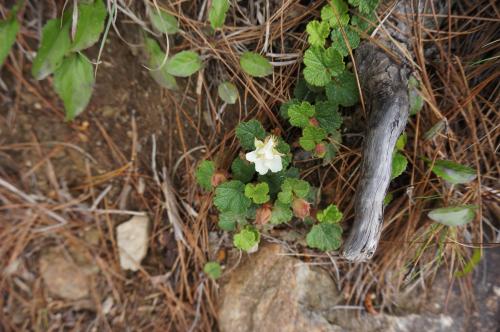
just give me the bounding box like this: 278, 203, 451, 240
342, 1, 416, 261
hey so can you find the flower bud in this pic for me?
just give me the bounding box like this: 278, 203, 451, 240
292, 198, 310, 220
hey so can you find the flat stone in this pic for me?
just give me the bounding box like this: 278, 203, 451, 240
117, 214, 150, 271
39, 249, 92, 301
218, 244, 342, 332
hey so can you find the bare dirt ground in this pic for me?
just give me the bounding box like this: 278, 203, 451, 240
1, 1, 499, 331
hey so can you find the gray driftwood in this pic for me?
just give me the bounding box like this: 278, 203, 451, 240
342, 1, 416, 261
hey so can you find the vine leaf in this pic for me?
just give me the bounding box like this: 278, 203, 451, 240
306, 223, 342, 251
166, 51, 202, 77
306, 20, 330, 47
209, 0, 230, 29
325, 71, 359, 107
32, 17, 71, 80
240, 52, 273, 77
233, 227, 260, 252
144, 37, 178, 90
235, 120, 266, 150
53, 53, 95, 120
214, 180, 251, 214
148, 5, 179, 35
195, 160, 216, 191
71, 0, 107, 51
299, 125, 327, 151
303, 46, 344, 87
288, 101, 315, 128
0, 15, 19, 68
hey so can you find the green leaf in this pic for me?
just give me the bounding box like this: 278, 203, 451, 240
325, 71, 359, 107
218, 81, 239, 104
306, 20, 330, 47
166, 51, 202, 77
244, 182, 270, 204
408, 76, 424, 115
428, 205, 477, 226
317, 204, 343, 223
208, 0, 230, 29
32, 17, 71, 80
430, 160, 477, 185
53, 53, 94, 120
384, 192, 394, 206
306, 223, 342, 251
233, 227, 260, 252
320, 1, 350, 28
455, 248, 482, 277
299, 125, 327, 151
231, 157, 255, 183
315, 101, 342, 134
330, 27, 360, 57
0, 16, 19, 68
71, 0, 107, 51
396, 132, 407, 151
303, 46, 344, 87
203, 261, 222, 279
240, 52, 273, 77
196, 160, 216, 191
278, 178, 310, 204
270, 201, 293, 224
351, 12, 376, 33
348, 0, 379, 14
214, 180, 251, 213
235, 120, 266, 150
288, 101, 315, 128
218, 211, 248, 231
391, 152, 408, 179
148, 5, 179, 34
144, 37, 178, 90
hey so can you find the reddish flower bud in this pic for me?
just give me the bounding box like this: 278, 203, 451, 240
292, 198, 310, 220
314, 143, 326, 158
211, 171, 228, 187
309, 117, 319, 127
255, 203, 272, 225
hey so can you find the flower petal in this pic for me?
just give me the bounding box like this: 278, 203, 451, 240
266, 156, 283, 173
245, 151, 258, 163
254, 160, 269, 175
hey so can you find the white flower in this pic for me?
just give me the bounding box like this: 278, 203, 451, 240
245, 136, 283, 175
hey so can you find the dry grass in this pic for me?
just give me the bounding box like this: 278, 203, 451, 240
0, 0, 498, 331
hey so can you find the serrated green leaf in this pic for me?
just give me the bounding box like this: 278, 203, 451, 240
315, 101, 342, 134
320, 1, 350, 28
325, 71, 359, 107
240, 52, 273, 77
391, 152, 407, 179
396, 132, 407, 151
233, 227, 260, 252
235, 120, 266, 150
32, 17, 71, 80
330, 27, 360, 57
53, 53, 94, 120
0, 16, 19, 68
280, 99, 299, 119
348, 0, 379, 14
351, 12, 376, 33
408, 76, 424, 115
428, 205, 477, 226
218, 81, 239, 104
306, 223, 342, 251
303, 46, 344, 87
203, 261, 222, 279
270, 201, 293, 224
208, 0, 230, 29
317, 204, 343, 223
166, 51, 202, 77
196, 160, 216, 191
148, 5, 179, 34
144, 37, 178, 90
218, 211, 248, 231
288, 101, 315, 128
71, 0, 107, 51
231, 157, 255, 183
214, 180, 251, 213
430, 160, 477, 184
306, 20, 330, 47
244, 182, 270, 204
278, 178, 310, 204
300, 125, 327, 151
